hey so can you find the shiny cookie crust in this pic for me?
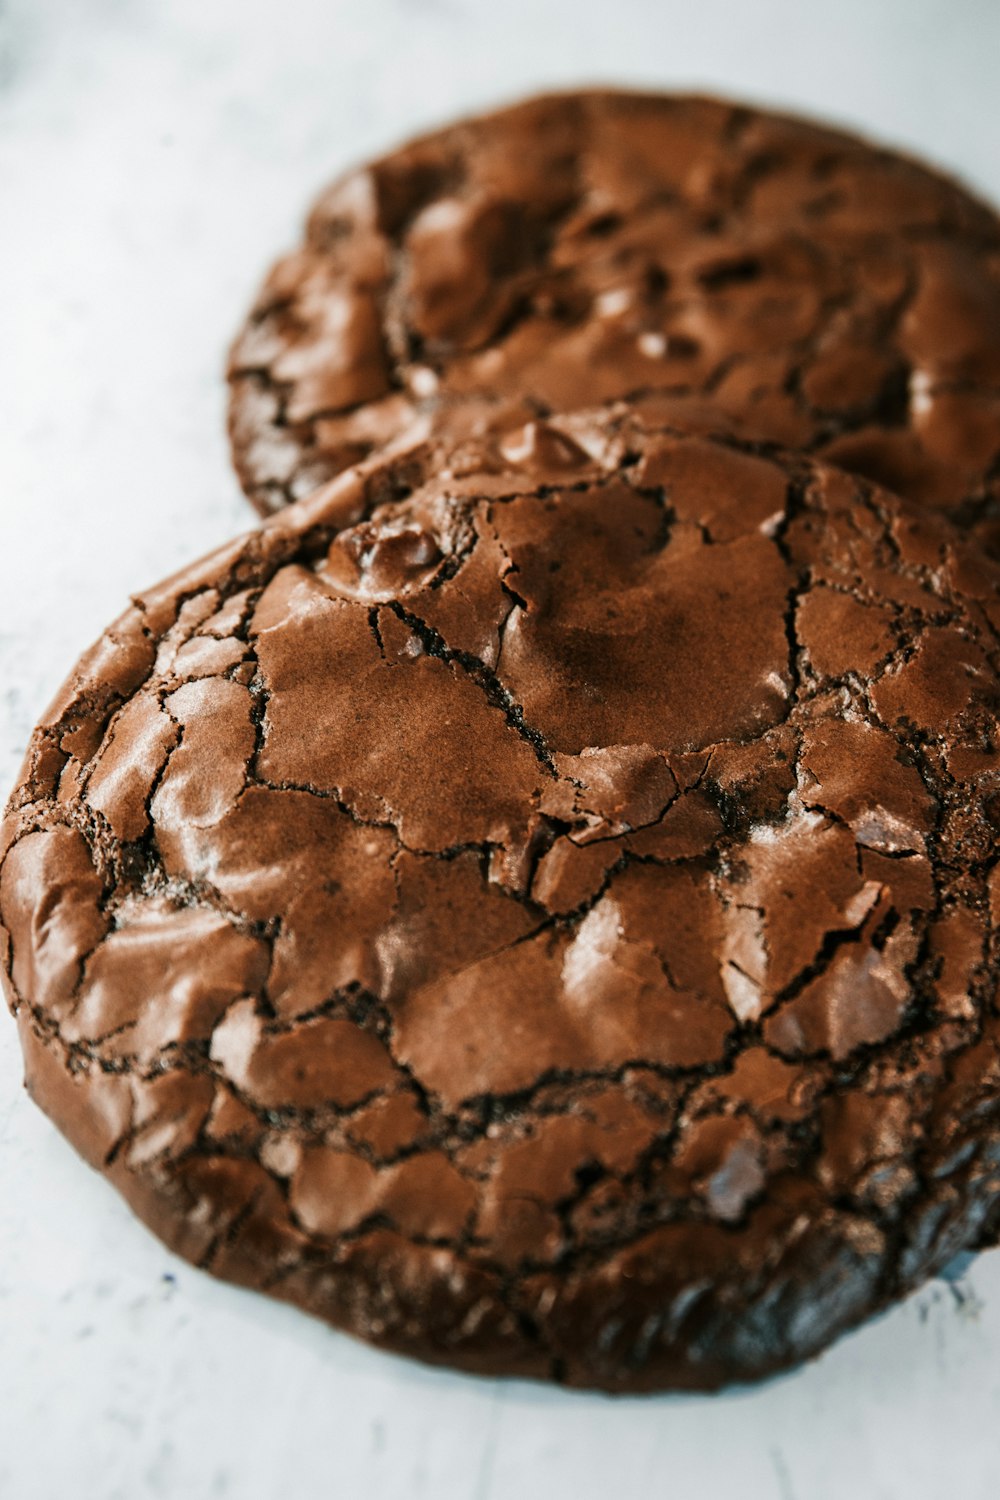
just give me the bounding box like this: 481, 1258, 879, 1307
5, 408, 1000, 1389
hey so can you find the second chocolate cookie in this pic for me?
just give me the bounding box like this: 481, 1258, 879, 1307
228, 90, 1000, 536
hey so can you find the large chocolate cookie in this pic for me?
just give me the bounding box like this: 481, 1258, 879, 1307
228, 90, 1000, 537
5, 409, 1000, 1390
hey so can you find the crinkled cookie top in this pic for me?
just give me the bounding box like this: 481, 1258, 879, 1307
5, 408, 1000, 1389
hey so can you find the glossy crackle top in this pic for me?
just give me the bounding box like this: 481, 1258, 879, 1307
5, 409, 1000, 1389
229, 89, 1000, 539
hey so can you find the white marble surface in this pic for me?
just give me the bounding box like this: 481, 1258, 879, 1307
3, 2, 1000, 1495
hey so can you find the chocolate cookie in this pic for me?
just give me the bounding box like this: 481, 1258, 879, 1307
228, 90, 1000, 542
6, 409, 1000, 1391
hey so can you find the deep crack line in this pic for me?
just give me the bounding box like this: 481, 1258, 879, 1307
385, 598, 558, 773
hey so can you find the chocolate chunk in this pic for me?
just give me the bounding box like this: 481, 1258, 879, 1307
5, 412, 1000, 1391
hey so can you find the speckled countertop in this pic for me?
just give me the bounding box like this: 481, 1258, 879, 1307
3, 2, 1000, 1496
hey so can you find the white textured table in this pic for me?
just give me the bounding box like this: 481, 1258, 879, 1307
3, 2, 1000, 1495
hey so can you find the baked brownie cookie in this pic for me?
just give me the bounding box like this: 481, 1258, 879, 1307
228, 90, 1000, 541
6, 409, 1000, 1391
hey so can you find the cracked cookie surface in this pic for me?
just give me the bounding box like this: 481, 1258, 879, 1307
6, 408, 1000, 1390
228, 90, 1000, 544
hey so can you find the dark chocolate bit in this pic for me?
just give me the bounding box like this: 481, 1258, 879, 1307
227, 90, 1000, 548
5, 411, 1000, 1391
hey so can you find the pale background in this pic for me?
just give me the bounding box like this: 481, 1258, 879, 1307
2, 1, 1000, 1495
